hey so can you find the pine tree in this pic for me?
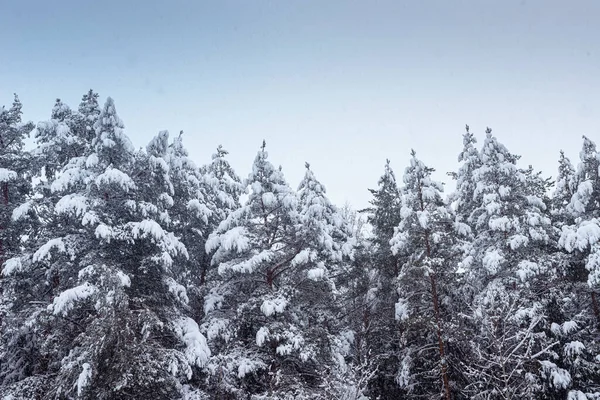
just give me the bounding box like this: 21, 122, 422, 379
0, 94, 34, 264
356, 159, 404, 398
448, 125, 482, 232
457, 129, 565, 398
199, 144, 244, 286
1, 98, 211, 399
551, 151, 577, 224
389, 150, 455, 400
555, 136, 600, 398
204, 144, 353, 398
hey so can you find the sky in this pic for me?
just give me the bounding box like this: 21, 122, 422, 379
1, 0, 598, 208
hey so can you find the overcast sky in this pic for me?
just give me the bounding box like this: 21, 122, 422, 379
1, 0, 598, 208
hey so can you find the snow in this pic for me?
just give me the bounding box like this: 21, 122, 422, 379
77, 363, 92, 396
562, 320, 578, 334
95, 167, 136, 192
482, 249, 504, 274
50, 282, 97, 316
237, 358, 266, 378
559, 220, 600, 252
526, 195, 546, 210
550, 322, 562, 336
95, 224, 114, 242
256, 326, 270, 346
516, 260, 540, 282
55, 194, 88, 217
11, 201, 31, 221
33, 238, 66, 263
116, 270, 131, 287
187, 199, 211, 223
261, 192, 276, 207
498, 185, 511, 198
417, 210, 429, 229
165, 277, 189, 305
568, 391, 590, 400
395, 298, 409, 321
509, 234, 529, 250
291, 249, 310, 266
204, 290, 224, 313
174, 318, 210, 372
222, 250, 273, 274
2, 257, 23, 276
421, 186, 438, 201
51, 166, 88, 193
455, 221, 471, 236
539, 360, 571, 389
0, 168, 17, 182
85, 152, 99, 168
488, 216, 511, 232
307, 267, 325, 280
82, 211, 99, 226
564, 341, 585, 357
260, 296, 288, 317
206, 226, 250, 254
202, 318, 230, 342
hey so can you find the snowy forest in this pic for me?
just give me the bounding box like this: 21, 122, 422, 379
0, 90, 599, 400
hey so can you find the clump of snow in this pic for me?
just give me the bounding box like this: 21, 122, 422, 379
202, 318, 231, 342
482, 250, 504, 274
256, 326, 270, 346
116, 270, 131, 287
560, 220, 600, 252
516, 260, 540, 282
55, 194, 88, 217
509, 234, 529, 251
11, 201, 31, 221
187, 199, 211, 223
77, 363, 92, 396
489, 216, 512, 232
204, 290, 224, 314
307, 267, 325, 280
291, 249, 310, 266
51, 282, 97, 316
567, 391, 590, 400
261, 296, 288, 317
395, 298, 410, 321
165, 277, 189, 305
173, 317, 211, 372
0, 168, 17, 182
237, 358, 266, 378
417, 210, 429, 229
86, 153, 99, 168
539, 360, 571, 389
550, 322, 562, 336
206, 226, 250, 254
564, 341, 585, 357
2, 257, 23, 276
562, 320, 578, 334
33, 238, 66, 263
95, 224, 114, 242
95, 167, 136, 192
222, 250, 273, 274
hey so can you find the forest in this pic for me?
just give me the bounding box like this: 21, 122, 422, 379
0, 91, 599, 400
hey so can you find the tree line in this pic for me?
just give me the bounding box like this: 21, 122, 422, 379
0, 92, 599, 399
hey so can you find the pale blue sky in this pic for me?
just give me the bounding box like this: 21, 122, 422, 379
1, 0, 598, 207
